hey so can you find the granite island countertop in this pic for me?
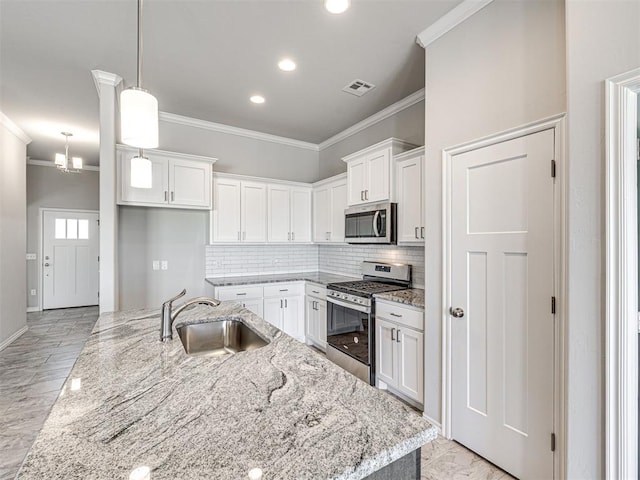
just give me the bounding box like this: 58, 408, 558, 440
17, 303, 435, 479
206, 271, 360, 287
374, 288, 425, 309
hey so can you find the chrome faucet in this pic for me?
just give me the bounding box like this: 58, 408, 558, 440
160, 289, 221, 342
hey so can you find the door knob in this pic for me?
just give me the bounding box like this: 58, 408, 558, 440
44, 263, 51, 267
450, 307, 464, 318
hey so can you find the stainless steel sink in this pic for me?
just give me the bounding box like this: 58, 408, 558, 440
176, 320, 268, 357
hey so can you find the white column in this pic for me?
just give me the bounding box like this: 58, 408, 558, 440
92, 70, 122, 313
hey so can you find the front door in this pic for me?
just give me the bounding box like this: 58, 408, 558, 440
42, 210, 99, 309
450, 129, 556, 479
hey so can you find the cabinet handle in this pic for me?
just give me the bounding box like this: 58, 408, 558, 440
391, 328, 395, 341
280, 299, 283, 308
415, 227, 419, 239
312, 290, 319, 294
164, 191, 168, 201
396, 329, 401, 343
243, 231, 246, 240
237, 231, 241, 240
171, 191, 175, 201
390, 312, 403, 318
326, 232, 330, 240
285, 299, 288, 308
421, 227, 425, 239
365, 190, 368, 200
360, 190, 364, 201
279, 289, 289, 292
236, 293, 247, 296
292, 232, 295, 241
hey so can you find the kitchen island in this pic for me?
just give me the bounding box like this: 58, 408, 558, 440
17, 302, 436, 479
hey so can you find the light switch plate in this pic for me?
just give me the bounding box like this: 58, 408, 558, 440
161, 261, 168, 271
152, 260, 160, 271
26, 253, 36, 260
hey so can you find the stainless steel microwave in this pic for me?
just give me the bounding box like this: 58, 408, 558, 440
344, 202, 396, 244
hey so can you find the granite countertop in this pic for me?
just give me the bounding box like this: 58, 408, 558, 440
205, 271, 360, 287
374, 288, 425, 309
17, 303, 435, 479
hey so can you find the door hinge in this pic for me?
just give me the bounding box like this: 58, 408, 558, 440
97, 219, 100, 226
551, 296, 556, 314
551, 433, 556, 452
97, 255, 100, 262
551, 159, 556, 178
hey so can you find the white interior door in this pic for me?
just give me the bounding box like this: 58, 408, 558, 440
43, 210, 99, 310
450, 129, 555, 479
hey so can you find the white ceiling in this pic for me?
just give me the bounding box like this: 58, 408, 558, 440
0, 0, 462, 166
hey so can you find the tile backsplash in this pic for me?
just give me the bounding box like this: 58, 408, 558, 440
205, 244, 425, 287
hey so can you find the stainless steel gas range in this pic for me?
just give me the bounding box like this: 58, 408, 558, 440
325, 261, 411, 385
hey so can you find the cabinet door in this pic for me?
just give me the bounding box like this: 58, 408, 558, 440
120, 151, 169, 205
365, 149, 390, 203
376, 318, 397, 388
282, 295, 305, 341
291, 188, 311, 242
347, 158, 367, 206
212, 177, 241, 242
329, 181, 347, 242
397, 327, 424, 403
267, 185, 291, 242
305, 296, 317, 343
316, 300, 327, 349
313, 187, 330, 242
240, 298, 263, 318
396, 156, 423, 243
263, 297, 283, 330
241, 181, 267, 242
169, 158, 211, 208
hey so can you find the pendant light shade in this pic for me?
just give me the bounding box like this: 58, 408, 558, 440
130, 154, 153, 189
121, 87, 159, 149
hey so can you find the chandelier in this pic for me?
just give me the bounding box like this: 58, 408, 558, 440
54, 132, 83, 173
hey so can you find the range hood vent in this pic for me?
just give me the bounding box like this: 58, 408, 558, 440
342, 79, 376, 97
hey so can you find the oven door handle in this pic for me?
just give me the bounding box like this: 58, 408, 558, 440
327, 297, 370, 314
372, 210, 381, 237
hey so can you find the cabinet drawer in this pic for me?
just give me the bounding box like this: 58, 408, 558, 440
376, 301, 424, 331
263, 282, 304, 298
216, 285, 263, 301
305, 283, 327, 298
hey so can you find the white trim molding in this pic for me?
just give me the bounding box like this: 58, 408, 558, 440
318, 89, 425, 151
416, 0, 494, 48
27, 158, 100, 172
91, 70, 123, 96
605, 67, 640, 480
0, 111, 31, 144
0, 326, 28, 352
440, 114, 566, 479
159, 112, 319, 152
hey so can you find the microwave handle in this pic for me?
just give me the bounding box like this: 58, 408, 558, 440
373, 210, 381, 237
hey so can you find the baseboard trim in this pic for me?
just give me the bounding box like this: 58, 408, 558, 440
423, 413, 442, 436
26, 307, 40, 313
0, 326, 28, 352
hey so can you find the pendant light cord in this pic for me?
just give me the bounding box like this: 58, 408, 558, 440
137, 0, 143, 89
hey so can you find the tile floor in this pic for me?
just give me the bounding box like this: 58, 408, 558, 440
0, 307, 513, 480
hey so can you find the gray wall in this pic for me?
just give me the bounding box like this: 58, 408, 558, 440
26, 165, 99, 309
118, 206, 208, 310
566, 1, 640, 477
159, 120, 320, 183
0, 121, 27, 346
422, 0, 565, 436
318, 100, 425, 179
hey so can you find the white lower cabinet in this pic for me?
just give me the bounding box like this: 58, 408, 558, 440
376, 301, 424, 406
305, 283, 327, 350
239, 297, 263, 317
264, 295, 304, 341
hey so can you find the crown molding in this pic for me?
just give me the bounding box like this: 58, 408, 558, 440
27, 159, 100, 172
0, 111, 31, 144
317, 89, 425, 151
159, 112, 319, 152
416, 0, 494, 48
91, 70, 123, 96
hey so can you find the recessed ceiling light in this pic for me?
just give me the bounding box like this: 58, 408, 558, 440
250, 95, 265, 104
278, 59, 297, 72
324, 0, 350, 14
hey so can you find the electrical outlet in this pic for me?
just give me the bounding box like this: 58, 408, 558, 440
161, 261, 168, 271
152, 260, 160, 271
26, 253, 36, 260
30, 289, 36, 296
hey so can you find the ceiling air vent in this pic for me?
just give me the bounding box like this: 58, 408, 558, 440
342, 79, 376, 97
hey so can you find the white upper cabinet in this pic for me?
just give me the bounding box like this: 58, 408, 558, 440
117, 145, 215, 209
343, 138, 417, 207
313, 174, 347, 243
211, 176, 266, 243
395, 147, 425, 244
267, 184, 312, 243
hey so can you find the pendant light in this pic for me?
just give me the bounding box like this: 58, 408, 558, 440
54, 132, 83, 174
121, 0, 157, 188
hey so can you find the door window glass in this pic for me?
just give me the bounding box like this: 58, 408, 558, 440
78, 219, 89, 239
55, 218, 66, 239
